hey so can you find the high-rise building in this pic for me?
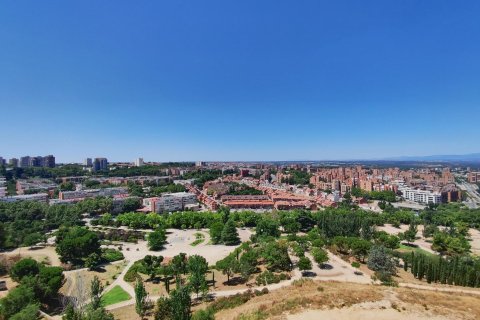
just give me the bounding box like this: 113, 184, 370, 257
0, 177, 7, 198
0, 157, 6, 166
93, 158, 108, 171
9, 158, 18, 167
20, 156, 31, 168
195, 161, 205, 167
84, 158, 93, 167
43, 155, 55, 168
18, 155, 55, 168
135, 158, 144, 167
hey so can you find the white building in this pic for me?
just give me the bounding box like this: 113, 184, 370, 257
135, 158, 144, 167
143, 192, 197, 213
399, 186, 442, 204
0, 177, 7, 198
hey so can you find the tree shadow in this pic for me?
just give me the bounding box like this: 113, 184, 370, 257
223, 276, 247, 286
319, 263, 333, 270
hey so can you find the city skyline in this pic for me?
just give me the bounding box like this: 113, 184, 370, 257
1, 1, 479, 162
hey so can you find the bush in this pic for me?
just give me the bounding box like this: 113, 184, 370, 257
255, 271, 289, 286
101, 248, 124, 262
124, 261, 143, 282
209, 291, 253, 313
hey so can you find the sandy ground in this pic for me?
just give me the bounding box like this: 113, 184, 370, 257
214, 280, 480, 320
303, 251, 371, 284
288, 307, 455, 320
2, 246, 62, 266
468, 228, 480, 256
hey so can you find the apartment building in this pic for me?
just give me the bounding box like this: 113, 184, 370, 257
59, 187, 128, 200
0, 193, 49, 203
18, 155, 55, 168
399, 186, 442, 204
93, 158, 108, 171
0, 177, 6, 197
143, 192, 197, 213
468, 172, 480, 183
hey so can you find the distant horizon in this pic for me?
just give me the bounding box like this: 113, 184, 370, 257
1, 1, 479, 161
3, 151, 480, 165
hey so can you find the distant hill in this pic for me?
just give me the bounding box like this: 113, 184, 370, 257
383, 153, 480, 162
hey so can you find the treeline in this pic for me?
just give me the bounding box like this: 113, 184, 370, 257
403, 252, 480, 287
227, 183, 263, 196
182, 169, 229, 187
105, 163, 193, 177
4, 165, 86, 180
0, 258, 64, 319
281, 170, 312, 185
0, 197, 128, 249
421, 202, 480, 229
351, 187, 397, 202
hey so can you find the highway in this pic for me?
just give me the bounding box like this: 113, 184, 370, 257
457, 180, 480, 209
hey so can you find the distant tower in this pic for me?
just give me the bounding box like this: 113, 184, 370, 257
84, 158, 92, 167
93, 158, 108, 171
135, 158, 144, 167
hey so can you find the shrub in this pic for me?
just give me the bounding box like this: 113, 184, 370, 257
101, 248, 124, 262
255, 271, 289, 286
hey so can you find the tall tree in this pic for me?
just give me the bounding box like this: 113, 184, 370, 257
135, 279, 148, 318
221, 219, 240, 245
187, 255, 209, 298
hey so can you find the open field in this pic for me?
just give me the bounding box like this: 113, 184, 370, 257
214, 280, 480, 320
2, 246, 61, 266
102, 285, 131, 306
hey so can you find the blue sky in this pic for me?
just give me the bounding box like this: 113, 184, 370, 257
1, 1, 479, 162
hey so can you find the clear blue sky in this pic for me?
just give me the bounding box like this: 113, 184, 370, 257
1, 1, 479, 163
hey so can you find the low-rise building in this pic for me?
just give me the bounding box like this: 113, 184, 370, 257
59, 187, 128, 200
0, 193, 49, 203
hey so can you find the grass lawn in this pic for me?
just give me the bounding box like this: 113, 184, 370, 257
191, 232, 205, 246
101, 285, 131, 306
398, 244, 435, 256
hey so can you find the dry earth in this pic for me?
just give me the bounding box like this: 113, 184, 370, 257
215, 280, 480, 320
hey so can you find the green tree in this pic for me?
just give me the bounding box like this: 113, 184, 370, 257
350, 238, 372, 263
261, 241, 292, 272
298, 256, 312, 275
255, 217, 280, 239
187, 255, 209, 298
209, 221, 224, 244
135, 279, 148, 318
10, 303, 40, 320
9, 258, 40, 282
239, 248, 258, 280
367, 245, 397, 281
170, 285, 191, 320
171, 253, 188, 278
142, 255, 164, 281
148, 228, 167, 251
154, 297, 172, 320
23, 232, 45, 247
90, 276, 103, 311
221, 219, 240, 245
402, 221, 418, 244
311, 247, 329, 267
56, 227, 100, 265
216, 254, 238, 284
85, 252, 102, 270
0, 285, 37, 319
